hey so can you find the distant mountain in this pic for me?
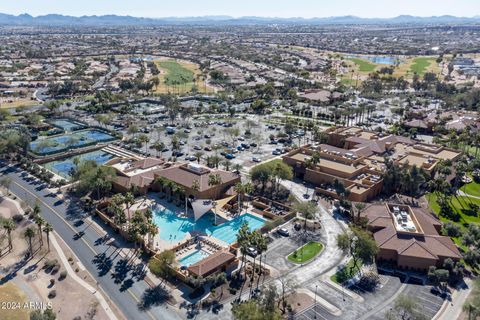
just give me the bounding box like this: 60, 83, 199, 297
0, 13, 479, 26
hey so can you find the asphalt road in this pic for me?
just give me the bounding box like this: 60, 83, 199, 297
0, 162, 182, 320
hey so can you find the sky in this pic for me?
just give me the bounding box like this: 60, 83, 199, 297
1, 0, 479, 18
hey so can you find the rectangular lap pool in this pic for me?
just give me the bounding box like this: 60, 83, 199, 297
179, 250, 210, 267
153, 210, 266, 244
43, 150, 115, 179
30, 129, 116, 155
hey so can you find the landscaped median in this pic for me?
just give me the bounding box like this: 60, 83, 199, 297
287, 241, 323, 264
330, 259, 363, 284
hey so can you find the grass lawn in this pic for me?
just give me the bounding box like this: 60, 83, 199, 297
426, 192, 480, 225
348, 58, 376, 72
410, 57, 435, 76
0, 282, 29, 320
463, 180, 480, 198
330, 259, 363, 284
287, 241, 323, 263
154, 59, 213, 94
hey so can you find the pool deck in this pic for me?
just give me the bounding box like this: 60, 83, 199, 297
147, 192, 261, 252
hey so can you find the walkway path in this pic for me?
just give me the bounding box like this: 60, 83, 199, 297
50, 233, 118, 320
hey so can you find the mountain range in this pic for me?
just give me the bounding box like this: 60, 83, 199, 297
0, 13, 479, 26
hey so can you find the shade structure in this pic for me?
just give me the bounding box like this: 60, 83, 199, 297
191, 195, 236, 221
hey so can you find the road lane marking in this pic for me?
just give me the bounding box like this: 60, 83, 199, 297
10, 180, 157, 320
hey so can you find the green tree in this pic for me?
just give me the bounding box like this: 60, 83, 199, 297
149, 250, 176, 280
337, 227, 378, 276
24, 227, 36, 257
2, 218, 16, 251
208, 173, 223, 225
293, 201, 317, 231
43, 223, 53, 252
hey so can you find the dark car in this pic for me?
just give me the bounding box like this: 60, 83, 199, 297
250, 143, 257, 147
246, 247, 257, 257
277, 228, 290, 237
225, 154, 235, 159
173, 151, 184, 157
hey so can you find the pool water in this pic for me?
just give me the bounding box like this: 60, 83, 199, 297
30, 129, 116, 154
50, 119, 85, 132
153, 210, 266, 244
179, 250, 210, 267
43, 150, 114, 179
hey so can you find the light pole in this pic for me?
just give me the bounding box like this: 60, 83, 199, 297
314, 284, 318, 319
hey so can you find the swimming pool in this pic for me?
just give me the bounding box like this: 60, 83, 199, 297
153, 210, 266, 244
30, 129, 116, 155
43, 150, 115, 179
179, 250, 210, 267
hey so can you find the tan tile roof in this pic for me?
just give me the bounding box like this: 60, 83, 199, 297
363, 203, 461, 261
187, 250, 236, 277
154, 165, 239, 191
130, 157, 164, 170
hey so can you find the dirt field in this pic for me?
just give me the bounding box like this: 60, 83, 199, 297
0, 195, 111, 320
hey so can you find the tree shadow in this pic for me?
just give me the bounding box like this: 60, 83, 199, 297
92, 252, 112, 277
137, 285, 171, 311
112, 258, 131, 284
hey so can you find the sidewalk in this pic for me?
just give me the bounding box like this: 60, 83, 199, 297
433, 278, 473, 320
50, 232, 118, 320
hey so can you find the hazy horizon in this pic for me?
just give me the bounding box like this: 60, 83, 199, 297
2, 0, 479, 19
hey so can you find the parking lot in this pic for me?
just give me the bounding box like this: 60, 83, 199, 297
293, 273, 446, 320
78, 105, 312, 170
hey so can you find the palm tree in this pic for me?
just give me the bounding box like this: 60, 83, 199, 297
2, 218, 16, 251
234, 182, 245, 216
256, 235, 268, 280
208, 174, 223, 225
24, 227, 35, 257
233, 163, 243, 174
236, 222, 250, 281
354, 203, 366, 224
123, 192, 135, 222
193, 151, 204, 164
33, 215, 45, 246
43, 223, 53, 252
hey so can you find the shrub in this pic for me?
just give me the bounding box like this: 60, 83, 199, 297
48, 290, 56, 299
59, 271, 67, 280
49, 279, 55, 286
68, 257, 73, 262
12, 214, 24, 223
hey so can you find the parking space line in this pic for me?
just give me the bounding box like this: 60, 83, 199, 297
416, 294, 442, 306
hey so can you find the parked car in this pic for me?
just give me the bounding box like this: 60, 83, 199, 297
250, 143, 257, 147
237, 146, 245, 151
193, 145, 202, 150
238, 136, 245, 141
225, 154, 235, 159
252, 157, 261, 163
246, 247, 258, 257
272, 150, 281, 155
185, 155, 196, 161
277, 228, 290, 237
204, 146, 212, 151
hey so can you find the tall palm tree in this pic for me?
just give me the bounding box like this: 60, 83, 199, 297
208, 174, 223, 225
24, 227, 35, 257
234, 182, 245, 216
2, 218, 16, 251
43, 223, 53, 252
33, 215, 45, 246
123, 192, 135, 222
